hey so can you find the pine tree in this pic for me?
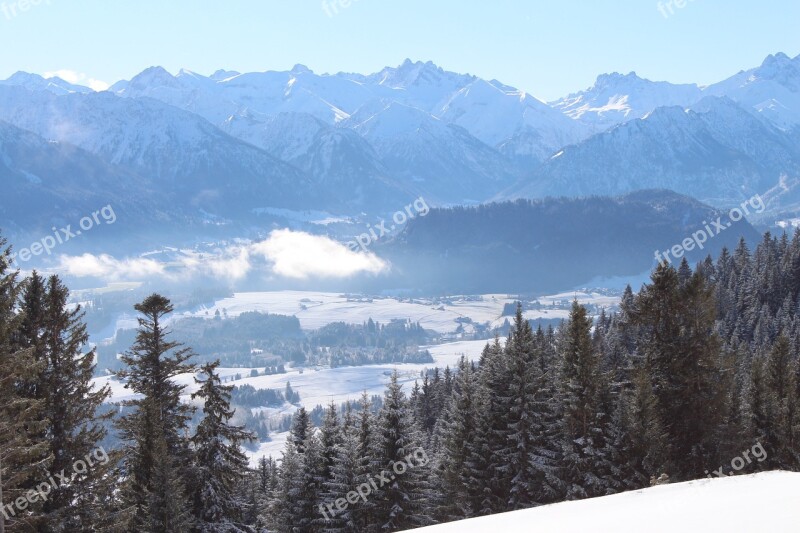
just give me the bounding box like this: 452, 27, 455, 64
374, 372, 431, 531
291, 407, 312, 454
505, 304, 559, 509
324, 403, 360, 532
255, 457, 277, 531
147, 426, 195, 532
764, 336, 800, 469
618, 368, 669, 486
296, 431, 324, 532
315, 402, 344, 531
434, 357, 482, 520
744, 355, 770, 458
273, 440, 302, 533
558, 300, 616, 499
114, 294, 196, 531
190, 361, 256, 532
0, 238, 49, 533
16, 273, 113, 532
471, 336, 510, 515
631, 264, 723, 479
350, 393, 379, 533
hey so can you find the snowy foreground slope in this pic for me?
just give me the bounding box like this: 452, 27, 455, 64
411, 472, 800, 533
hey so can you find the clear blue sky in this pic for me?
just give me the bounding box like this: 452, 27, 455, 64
0, 0, 798, 101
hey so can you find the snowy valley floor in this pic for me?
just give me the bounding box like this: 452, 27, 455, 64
410, 471, 800, 533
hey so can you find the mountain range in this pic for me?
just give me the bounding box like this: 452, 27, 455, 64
1, 52, 799, 249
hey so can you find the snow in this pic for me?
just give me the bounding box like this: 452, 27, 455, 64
436, 78, 587, 150
551, 71, 703, 132
94, 337, 500, 465
705, 53, 800, 130
412, 471, 800, 533
250, 207, 351, 225
536, 291, 619, 307
179, 291, 520, 334
178, 290, 619, 336
244, 437, 289, 464
98, 338, 497, 407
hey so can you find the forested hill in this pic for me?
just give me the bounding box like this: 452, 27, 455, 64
379, 189, 761, 293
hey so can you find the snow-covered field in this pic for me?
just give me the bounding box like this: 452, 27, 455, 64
94, 338, 496, 464
178, 290, 619, 335
412, 471, 800, 533
179, 291, 515, 334
96, 338, 493, 403
90, 290, 620, 344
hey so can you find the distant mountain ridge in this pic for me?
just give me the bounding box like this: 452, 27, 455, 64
506, 96, 800, 208
2, 53, 800, 248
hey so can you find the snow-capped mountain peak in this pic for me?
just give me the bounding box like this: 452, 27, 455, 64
209, 69, 241, 81
375, 59, 461, 89
122, 66, 181, 93
0, 71, 94, 95
705, 52, 800, 129
551, 71, 703, 132
751, 52, 800, 89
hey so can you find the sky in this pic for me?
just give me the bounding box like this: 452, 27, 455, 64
0, 0, 798, 101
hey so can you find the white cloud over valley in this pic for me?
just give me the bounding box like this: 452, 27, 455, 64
53, 230, 387, 282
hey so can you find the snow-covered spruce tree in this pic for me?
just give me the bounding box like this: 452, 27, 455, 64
272, 440, 302, 533
323, 403, 361, 532
254, 456, 278, 531
616, 367, 669, 487
113, 294, 197, 531
274, 407, 324, 532
558, 300, 618, 500
711, 342, 750, 472
505, 305, 560, 509
470, 336, 511, 515
15, 272, 113, 532
295, 430, 325, 532
374, 372, 432, 531
461, 358, 492, 516
240, 469, 260, 529
532, 324, 568, 505
313, 402, 344, 531
350, 392, 379, 533
147, 425, 196, 532
291, 407, 312, 455
433, 356, 483, 521
272, 408, 315, 532
0, 237, 49, 533
633, 264, 730, 480
190, 361, 256, 532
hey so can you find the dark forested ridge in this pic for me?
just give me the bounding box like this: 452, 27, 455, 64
2, 228, 800, 531
379, 190, 761, 293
